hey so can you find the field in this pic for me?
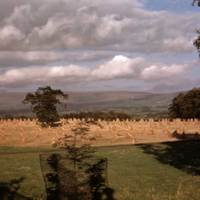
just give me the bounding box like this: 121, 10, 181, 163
1, 142, 200, 200
0, 119, 199, 147
0, 119, 200, 199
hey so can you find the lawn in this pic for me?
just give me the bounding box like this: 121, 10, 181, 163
0, 141, 200, 200
96, 142, 200, 200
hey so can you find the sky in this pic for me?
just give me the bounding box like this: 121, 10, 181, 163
0, 0, 199, 92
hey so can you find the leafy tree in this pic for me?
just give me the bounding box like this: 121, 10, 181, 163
194, 30, 200, 56
169, 88, 200, 119
169, 3, 200, 119
56, 121, 94, 170
192, 1, 200, 56
55, 122, 95, 199
192, 0, 200, 6
54, 122, 115, 200
23, 86, 68, 127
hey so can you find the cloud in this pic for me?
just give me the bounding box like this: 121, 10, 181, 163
0, 50, 115, 68
0, 51, 63, 67
141, 64, 187, 81
0, 55, 190, 88
0, 25, 25, 50
91, 55, 144, 79
0, 0, 199, 53
0, 64, 89, 86
0, 0, 199, 91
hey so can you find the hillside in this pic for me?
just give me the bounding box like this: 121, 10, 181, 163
0, 91, 177, 117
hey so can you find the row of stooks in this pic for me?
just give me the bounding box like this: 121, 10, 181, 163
0, 118, 199, 123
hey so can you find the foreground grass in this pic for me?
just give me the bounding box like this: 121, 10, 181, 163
96, 143, 200, 200
0, 141, 200, 199
0, 152, 45, 199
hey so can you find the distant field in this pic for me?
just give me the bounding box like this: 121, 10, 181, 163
0, 91, 176, 117
0, 142, 200, 200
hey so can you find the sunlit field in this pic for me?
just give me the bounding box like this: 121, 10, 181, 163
0, 119, 200, 147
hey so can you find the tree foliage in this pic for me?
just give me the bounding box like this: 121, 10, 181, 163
23, 86, 68, 127
63, 111, 132, 121
56, 121, 94, 170
53, 121, 115, 200
194, 30, 200, 56
169, 88, 200, 119
192, 0, 200, 6
192, 0, 200, 56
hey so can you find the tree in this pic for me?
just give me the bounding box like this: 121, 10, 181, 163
55, 121, 95, 199
54, 121, 114, 200
192, 0, 200, 6
192, 1, 200, 56
194, 30, 200, 56
169, 88, 200, 119
56, 121, 94, 170
23, 86, 68, 127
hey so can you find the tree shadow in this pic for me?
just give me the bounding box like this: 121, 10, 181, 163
138, 139, 200, 175
172, 131, 200, 140
46, 154, 116, 200
86, 158, 116, 200
0, 177, 33, 200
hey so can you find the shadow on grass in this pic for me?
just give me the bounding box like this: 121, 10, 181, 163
45, 154, 116, 200
138, 140, 200, 175
86, 158, 115, 200
0, 177, 33, 200
172, 131, 200, 140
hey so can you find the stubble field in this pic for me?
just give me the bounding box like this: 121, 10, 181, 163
0, 118, 199, 147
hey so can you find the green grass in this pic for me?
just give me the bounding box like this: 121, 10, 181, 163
0, 153, 45, 199
96, 144, 200, 200
0, 146, 55, 154
0, 142, 200, 199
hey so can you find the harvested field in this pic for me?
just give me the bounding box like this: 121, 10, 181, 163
0, 118, 199, 147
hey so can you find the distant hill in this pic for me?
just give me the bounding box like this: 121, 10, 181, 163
0, 91, 177, 117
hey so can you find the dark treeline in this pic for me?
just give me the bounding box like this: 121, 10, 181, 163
63, 111, 132, 121
0, 111, 169, 121
0, 111, 132, 121
169, 88, 200, 119
0, 115, 34, 120
63, 111, 169, 121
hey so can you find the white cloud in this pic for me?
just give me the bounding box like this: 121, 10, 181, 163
47, 65, 90, 78
0, 65, 90, 85
0, 55, 190, 87
91, 55, 144, 79
141, 64, 187, 81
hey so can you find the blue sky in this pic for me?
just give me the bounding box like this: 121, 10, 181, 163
0, 0, 199, 92
144, 0, 200, 12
